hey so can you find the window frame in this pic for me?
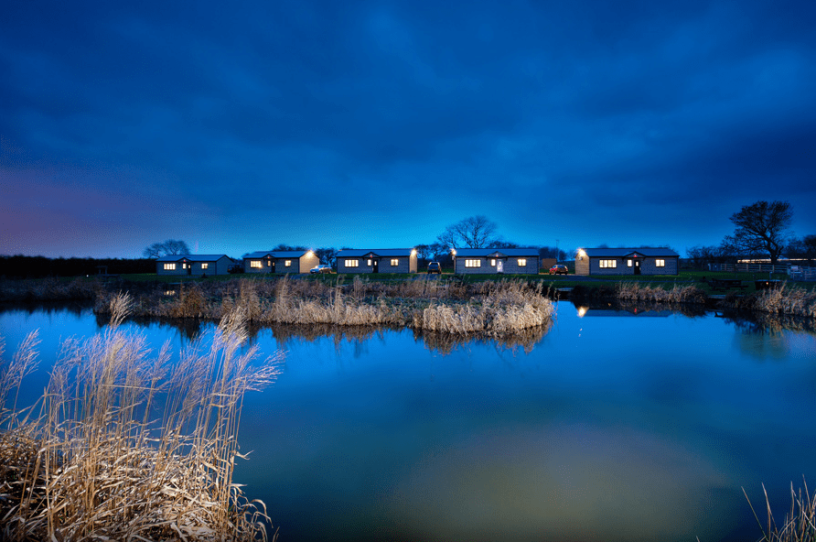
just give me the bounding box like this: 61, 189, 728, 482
599, 259, 618, 269
345, 259, 359, 268
163, 263, 176, 271
465, 259, 482, 268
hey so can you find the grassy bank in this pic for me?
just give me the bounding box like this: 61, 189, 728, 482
0, 295, 278, 541
93, 277, 555, 337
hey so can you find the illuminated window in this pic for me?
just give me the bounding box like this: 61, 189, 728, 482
163, 263, 176, 270
345, 259, 359, 268
627, 260, 632, 267
267, 259, 271, 267
465, 259, 481, 268
490, 259, 496, 266
518, 259, 527, 267
250, 261, 262, 269
391, 259, 399, 266
182, 263, 188, 269
656, 259, 665, 267
285, 260, 292, 267
599, 260, 617, 268
201, 263, 209, 269
367, 259, 372, 266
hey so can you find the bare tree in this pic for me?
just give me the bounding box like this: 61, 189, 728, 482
143, 239, 191, 258
163, 239, 191, 255
437, 216, 499, 248
721, 201, 793, 264
142, 242, 164, 259
315, 247, 337, 266
786, 235, 816, 264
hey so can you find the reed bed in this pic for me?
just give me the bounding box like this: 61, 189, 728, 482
618, 283, 708, 304
94, 277, 555, 336
0, 294, 279, 542
721, 284, 816, 318
744, 482, 816, 542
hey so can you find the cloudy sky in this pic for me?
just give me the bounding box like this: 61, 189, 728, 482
2, 0, 815, 258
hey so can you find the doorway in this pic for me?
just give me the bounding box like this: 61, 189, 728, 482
497, 260, 504, 274
634, 260, 641, 275
372, 260, 379, 274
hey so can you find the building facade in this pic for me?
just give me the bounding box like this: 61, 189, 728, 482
243, 250, 320, 274
156, 254, 233, 276
336, 249, 418, 274
574, 248, 679, 276
452, 248, 541, 275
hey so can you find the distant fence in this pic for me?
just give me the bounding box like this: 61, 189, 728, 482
708, 263, 816, 281
709, 263, 789, 273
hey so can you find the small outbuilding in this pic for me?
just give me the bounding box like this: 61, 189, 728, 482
452, 248, 540, 275
574, 248, 679, 276
156, 254, 233, 276
243, 250, 320, 274
336, 249, 418, 274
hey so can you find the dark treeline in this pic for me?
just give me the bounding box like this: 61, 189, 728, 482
0, 255, 155, 278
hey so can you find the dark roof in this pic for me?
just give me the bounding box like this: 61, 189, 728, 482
580, 248, 679, 258
336, 249, 415, 257
453, 248, 539, 257
244, 250, 310, 259
156, 254, 230, 262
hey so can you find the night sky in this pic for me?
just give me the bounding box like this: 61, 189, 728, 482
2, 0, 815, 258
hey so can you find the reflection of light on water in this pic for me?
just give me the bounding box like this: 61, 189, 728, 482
577, 306, 588, 318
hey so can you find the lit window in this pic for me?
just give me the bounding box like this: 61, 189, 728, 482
250, 261, 262, 269
201, 263, 209, 269
267, 259, 271, 267
391, 259, 399, 266
345, 259, 359, 268
599, 260, 617, 268
656, 259, 665, 267
518, 259, 527, 267
627, 260, 632, 267
285, 260, 292, 267
367, 259, 373, 266
163, 263, 176, 270
465, 259, 481, 268
490, 259, 496, 266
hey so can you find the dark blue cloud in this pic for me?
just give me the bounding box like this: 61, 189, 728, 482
2, 0, 815, 257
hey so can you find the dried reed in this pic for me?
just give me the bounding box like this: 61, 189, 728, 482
94, 277, 555, 337
744, 481, 816, 542
0, 293, 279, 541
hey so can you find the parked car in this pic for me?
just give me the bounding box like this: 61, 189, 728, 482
548, 264, 568, 275
310, 264, 333, 274
427, 262, 442, 274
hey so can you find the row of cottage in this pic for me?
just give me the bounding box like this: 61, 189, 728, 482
156, 247, 680, 276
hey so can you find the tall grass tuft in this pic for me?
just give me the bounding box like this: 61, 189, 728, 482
0, 293, 279, 541
744, 481, 816, 542
722, 284, 816, 318
618, 283, 708, 304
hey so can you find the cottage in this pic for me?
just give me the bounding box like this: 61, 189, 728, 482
336, 249, 417, 274
574, 248, 679, 276
156, 254, 233, 276
452, 248, 540, 275
243, 250, 320, 274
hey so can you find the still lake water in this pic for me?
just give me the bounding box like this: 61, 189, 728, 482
1, 302, 815, 542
